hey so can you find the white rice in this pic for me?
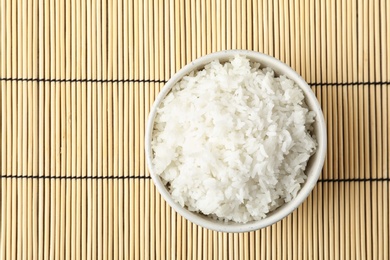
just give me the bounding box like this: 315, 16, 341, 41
151, 55, 317, 223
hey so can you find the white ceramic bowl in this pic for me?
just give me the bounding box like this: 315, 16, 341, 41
145, 50, 327, 233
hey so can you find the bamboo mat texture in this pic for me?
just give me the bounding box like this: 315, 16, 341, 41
0, 0, 389, 259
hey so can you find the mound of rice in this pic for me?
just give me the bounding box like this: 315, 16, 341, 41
151, 55, 317, 223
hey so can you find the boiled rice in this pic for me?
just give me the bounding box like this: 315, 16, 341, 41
151, 55, 317, 223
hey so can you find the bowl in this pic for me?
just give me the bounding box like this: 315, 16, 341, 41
145, 50, 327, 233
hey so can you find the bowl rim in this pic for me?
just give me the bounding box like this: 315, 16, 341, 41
145, 49, 327, 233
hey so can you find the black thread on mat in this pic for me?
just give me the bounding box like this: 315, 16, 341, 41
1, 78, 390, 86
308, 81, 390, 86
1, 175, 389, 182
0, 175, 151, 180
318, 178, 390, 182
0, 78, 167, 84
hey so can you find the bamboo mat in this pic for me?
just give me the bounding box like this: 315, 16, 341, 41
0, 0, 389, 259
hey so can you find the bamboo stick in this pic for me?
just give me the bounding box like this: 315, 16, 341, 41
242, 232, 248, 260
387, 0, 390, 83
209, 0, 214, 52
259, 1, 272, 55
381, 2, 389, 260
352, 180, 359, 260
218, 230, 223, 259
70, 0, 77, 258
351, 1, 359, 258
150, 181, 155, 260
184, 0, 191, 65
288, 0, 295, 71
249, 231, 254, 260
271, 223, 277, 259
270, 0, 278, 59
362, 0, 370, 258
30, 0, 37, 256
86, 1, 92, 259
318, 183, 324, 260
261, 227, 266, 259
42, 0, 50, 258
214, 0, 219, 51
75, 1, 83, 259
140, 3, 149, 258
59, 0, 66, 258
128, 0, 135, 258
339, 1, 347, 259
313, 0, 320, 82
21, 0, 28, 257
306, 193, 313, 260
96, 0, 103, 255
345, 4, 353, 260
86, 2, 96, 259
162, 0, 169, 80
81, 1, 88, 258
54, 0, 62, 256
201, 0, 207, 55
211, 230, 217, 260
96, 4, 104, 259
233, 0, 240, 50
245, 0, 252, 51
196, 225, 202, 260
226, 0, 231, 50
186, 222, 192, 260
65, 0, 72, 258
174, 0, 180, 72
312, 185, 318, 259
134, 5, 141, 260
179, 0, 185, 66
221, 0, 226, 51
384, 181, 389, 260
369, 0, 379, 258
118, 0, 124, 258
123, 0, 129, 258
48, 0, 56, 258
374, 4, 383, 260
143, 90, 150, 260
110, 0, 118, 259
308, 0, 315, 84
292, 211, 298, 260
329, 3, 338, 257
166, 203, 172, 259
268, 0, 274, 57
233, 233, 239, 259
282, 0, 288, 64
157, 191, 163, 260
9, 0, 16, 258
101, 0, 108, 258
252, 0, 258, 52
36, 1, 44, 259
90, 0, 97, 258
189, 0, 195, 61
190, 221, 195, 259
298, 0, 305, 81
177, 213, 184, 258
203, 227, 208, 260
